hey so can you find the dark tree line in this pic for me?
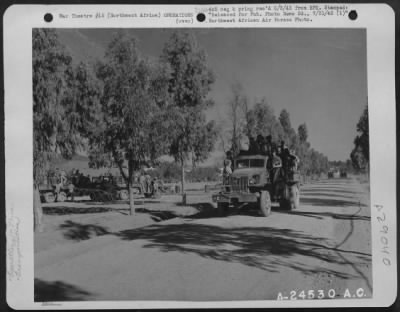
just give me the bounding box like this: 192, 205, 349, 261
33, 29, 217, 227
351, 105, 369, 172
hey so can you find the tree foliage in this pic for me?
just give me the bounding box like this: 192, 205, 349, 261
33, 30, 102, 183
33, 29, 73, 183
227, 82, 248, 156
91, 32, 171, 183
161, 31, 217, 195
351, 105, 369, 170
246, 99, 284, 141
232, 98, 329, 175
298, 123, 308, 143
33, 29, 102, 229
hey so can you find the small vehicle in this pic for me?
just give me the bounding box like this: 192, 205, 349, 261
212, 154, 300, 217
328, 168, 340, 179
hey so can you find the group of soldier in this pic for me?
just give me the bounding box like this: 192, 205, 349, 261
135, 169, 158, 195
223, 134, 299, 184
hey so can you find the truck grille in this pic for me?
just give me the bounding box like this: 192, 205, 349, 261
229, 176, 249, 192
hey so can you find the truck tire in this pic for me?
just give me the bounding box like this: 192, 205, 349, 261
259, 191, 271, 217
280, 185, 291, 210
119, 189, 129, 200
90, 192, 97, 201
56, 191, 66, 202
43, 192, 55, 203
217, 202, 229, 217
290, 184, 300, 210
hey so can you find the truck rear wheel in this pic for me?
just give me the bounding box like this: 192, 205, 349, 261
56, 191, 66, 202
119, 189, 129, 200
280, 185, 292, 211
217, 202, 229, 217
259, 191, 271, 217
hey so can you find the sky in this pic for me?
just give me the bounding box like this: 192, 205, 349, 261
56, 28, 367, 162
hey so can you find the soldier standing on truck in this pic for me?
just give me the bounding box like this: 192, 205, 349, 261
222, 159, 233, 184
264, 135, 272, 156
256, 135, 265, 154
281, 145, 290, 179
269, 148, 283, 197
288, 149, 300, 172
248, 136, 259, 154
226, 150, 234, 171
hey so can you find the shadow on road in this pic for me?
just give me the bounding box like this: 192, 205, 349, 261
116, 223, 367, 278
184, 202, 224, 219
135, 207, 177, 222
42, 206, 113, 215
59, 221, 110, 241
34, 278, 93, 301
300, 197, 366, 208
275, 210, 370, 221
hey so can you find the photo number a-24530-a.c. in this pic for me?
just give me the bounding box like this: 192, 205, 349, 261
277, 288, 368, 300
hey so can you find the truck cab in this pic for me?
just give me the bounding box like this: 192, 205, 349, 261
212, 153, 300, 217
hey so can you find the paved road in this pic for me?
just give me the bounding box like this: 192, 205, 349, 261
35, 177, 371, 301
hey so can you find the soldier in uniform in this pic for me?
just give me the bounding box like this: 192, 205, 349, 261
222, 159, 233, 184
270, 148, 283, 197
281, 145, 291, 179
226, 150, 234, 171
288, 149, 300, 172
256, 135, 264, 154
248, 136, 259, 154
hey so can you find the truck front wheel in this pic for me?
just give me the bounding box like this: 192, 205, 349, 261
259, 191, 272, 217
56, 191, 67, 202
43, 192, 55, 203
119, 189, 129, 200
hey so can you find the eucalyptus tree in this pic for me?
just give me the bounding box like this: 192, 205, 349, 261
92, 32, 171, 214
351, 105, 369, 172
33, 29, 101, 230
161, 31, 217, 201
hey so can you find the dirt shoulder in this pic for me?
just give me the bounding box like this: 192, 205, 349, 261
35, 177, 372, 301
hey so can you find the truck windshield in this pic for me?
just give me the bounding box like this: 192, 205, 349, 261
236, 159, 265, 168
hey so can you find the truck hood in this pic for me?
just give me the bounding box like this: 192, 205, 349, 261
232, 168, 265, 178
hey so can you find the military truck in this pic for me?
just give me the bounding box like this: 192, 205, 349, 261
212, 153, 300, 217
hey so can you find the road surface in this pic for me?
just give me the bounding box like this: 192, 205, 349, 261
35, 177, 371, 301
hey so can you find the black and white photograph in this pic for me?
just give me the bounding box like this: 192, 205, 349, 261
32, 27, 372, 302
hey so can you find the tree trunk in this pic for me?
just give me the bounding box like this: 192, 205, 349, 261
128, 182, 135, 216
181, 161, 186, 204
33, 185, 43, 232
